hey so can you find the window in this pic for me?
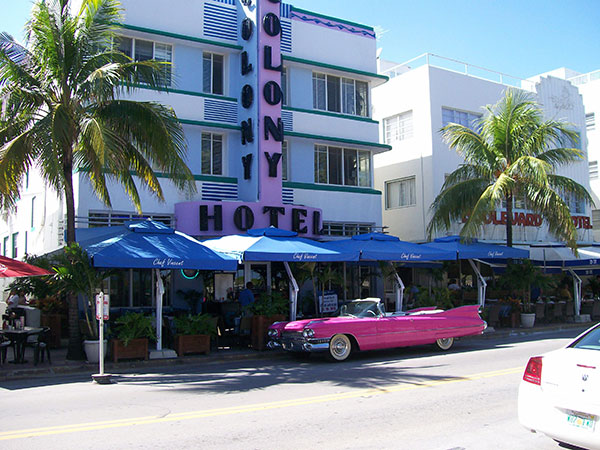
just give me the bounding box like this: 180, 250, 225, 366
314, 145, 371, 187
116, 36, 172, 86
593, 210, 600, 230
2, 236, 7, 256
442, 107, 481, 130
281, 67, 288, 106
11, 232, 18, 259
203, 52, 224, 95
313, 72, 369, 117
384, 111, 413, 143
586, 113, 595, 131
590, 161, 598, 180
322, 222, 374, 237
201, 132, 223, 175
282, 141, 288, 181
31, 197, 36, 228
385, 177, 416, 209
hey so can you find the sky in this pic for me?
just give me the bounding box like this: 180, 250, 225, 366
2, 0, 599, 79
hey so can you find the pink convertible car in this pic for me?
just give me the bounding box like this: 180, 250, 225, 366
267, 298, 487, 361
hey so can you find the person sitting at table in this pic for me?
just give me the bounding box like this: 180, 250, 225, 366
238, 282, 255, 310
17, 290, 27, 306
6, 290, 20, 311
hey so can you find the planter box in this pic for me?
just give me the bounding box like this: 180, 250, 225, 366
111, 338, 148, 362
251, 314, 286, 351
41, 314, 62, 348
175, 334, 210, 356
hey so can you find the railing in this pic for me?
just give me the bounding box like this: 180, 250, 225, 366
568, 69, 600, 86
381, 53, 537, 92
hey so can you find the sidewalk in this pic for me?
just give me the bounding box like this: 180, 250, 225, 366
1, 321, 597, 382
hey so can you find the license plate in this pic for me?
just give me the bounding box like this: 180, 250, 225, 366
567, 412, 596, 431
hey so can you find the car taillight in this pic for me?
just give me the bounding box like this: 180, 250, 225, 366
523, 356, 543, 385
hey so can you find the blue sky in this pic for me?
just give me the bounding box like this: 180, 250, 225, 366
3, 0, 599, 79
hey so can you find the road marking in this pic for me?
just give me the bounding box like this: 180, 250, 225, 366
0, 366, 523, 440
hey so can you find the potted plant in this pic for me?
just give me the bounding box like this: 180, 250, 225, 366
173, 313, 216, 356
53, 244, 115, 361
111, 312, 156, 362
250, 291, 288, 351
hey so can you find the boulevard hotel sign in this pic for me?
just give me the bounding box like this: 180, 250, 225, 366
175, 0, 323, 238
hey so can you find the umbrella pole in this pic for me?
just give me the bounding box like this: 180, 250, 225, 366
343, 262, 347, 301
284, 262, 299, 321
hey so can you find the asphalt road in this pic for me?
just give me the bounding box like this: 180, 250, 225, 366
0, 328, 590, 450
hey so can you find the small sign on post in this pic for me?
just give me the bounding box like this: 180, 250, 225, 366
92, 292, 112, 384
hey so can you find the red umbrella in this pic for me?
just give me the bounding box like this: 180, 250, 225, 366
0, 255, 53, 277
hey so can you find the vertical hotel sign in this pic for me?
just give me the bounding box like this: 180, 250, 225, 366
257, 0, 283, 204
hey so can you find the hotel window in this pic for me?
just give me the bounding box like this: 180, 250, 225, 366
312, 72, 369, 117
385, 177, 416, 209
314, 145, 371, 187
203, 52, 224, 95
384, 111, 413, 143
201, 132, 223, 176
11, 232, 18, 259
116, 36, 172, 86
590, 161, 598, 180
442, 107, 481, 130
2, 236, 7, 256
281, 67, 288, 106
586, 113, 595, 131
282, 141, 289, 181
593, 210, 600, 230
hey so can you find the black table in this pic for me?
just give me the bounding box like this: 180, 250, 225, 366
0, 327, 43, 363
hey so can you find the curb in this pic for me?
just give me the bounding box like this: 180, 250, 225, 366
0, 348, 288, 382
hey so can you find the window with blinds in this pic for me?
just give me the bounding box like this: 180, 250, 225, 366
590, 161, 598, 180
385, 177, 416, 209
384, 111, 413, 143
442, 107, 481, 130
586, 113, 595, 131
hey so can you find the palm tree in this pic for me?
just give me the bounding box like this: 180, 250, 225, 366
0, 0, 196, 358
428, 89, 593, 250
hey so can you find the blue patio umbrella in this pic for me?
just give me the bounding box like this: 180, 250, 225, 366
324, 233, 456, 312
325, 233, 455, 262
202, 227, 359, 321
77, 220, 237, 356
80, 220, 237, 271
424, 236, 529, 307
425, 236, 529, 260
202, 227, 360, 263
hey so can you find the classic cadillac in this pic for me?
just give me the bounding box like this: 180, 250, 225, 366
267, 298, 486, 361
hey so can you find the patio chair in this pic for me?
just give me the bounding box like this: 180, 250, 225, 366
487, 304, 501, 328
552, 302, 565, 322
565, 302, 575, 321
592, 300, 600, 320
26, 327, 51, 366
534, 302, 546, 324
0, 336, 10, 364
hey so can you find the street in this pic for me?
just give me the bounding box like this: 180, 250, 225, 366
0, 328, 589, 450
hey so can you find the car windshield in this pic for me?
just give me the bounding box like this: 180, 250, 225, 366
339, 300, 380, 318
569, 325, 600, 351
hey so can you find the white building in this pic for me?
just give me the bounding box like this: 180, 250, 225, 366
372, 54, 593, 245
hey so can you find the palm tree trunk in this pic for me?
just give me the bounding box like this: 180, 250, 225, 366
63, 152, 84, 360
505, 194, 514, 247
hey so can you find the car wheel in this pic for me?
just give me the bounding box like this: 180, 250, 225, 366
436, 337, 454, 351
328, 334, 352, 361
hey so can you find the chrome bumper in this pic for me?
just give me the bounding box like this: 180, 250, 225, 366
268, 338, 330, 353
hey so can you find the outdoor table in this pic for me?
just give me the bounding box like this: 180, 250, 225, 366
0, 327, 43, 364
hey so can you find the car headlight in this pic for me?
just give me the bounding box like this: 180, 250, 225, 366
303, 328, 315, 338
267, 329, 278, 338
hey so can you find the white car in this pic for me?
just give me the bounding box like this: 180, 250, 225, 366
518, 323, 600, 449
